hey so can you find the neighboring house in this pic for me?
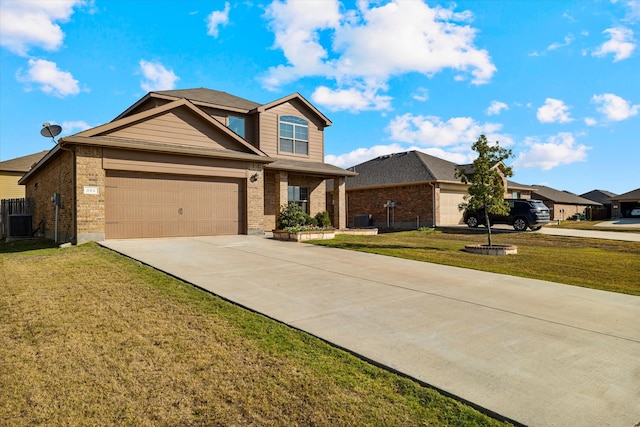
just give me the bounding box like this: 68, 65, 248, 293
19, 88, 355, 243
580, 189, 617, 219
332, 150, 533, 228
531, 185, 602, 220
0, 151, 49, 200
609, 188, 640, 218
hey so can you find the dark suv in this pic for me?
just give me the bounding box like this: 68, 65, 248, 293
463, 199, 550, 231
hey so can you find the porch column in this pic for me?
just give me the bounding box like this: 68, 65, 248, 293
333, 176, 346, 229
275, 171, 288, 217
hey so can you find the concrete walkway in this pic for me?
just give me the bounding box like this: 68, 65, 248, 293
100, 236, 640, 427
537, 226, 640, 241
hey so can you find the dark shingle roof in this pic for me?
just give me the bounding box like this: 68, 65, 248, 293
580, 189, 617, 205
610, 187, 640, 201
0, 150, 49, 172
532, 185, 602, 205
266, 158, 357, 177
153, 88, 261, 111
345, 151, 461, 189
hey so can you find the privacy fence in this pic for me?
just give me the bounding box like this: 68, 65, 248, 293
0, 198, 34, 239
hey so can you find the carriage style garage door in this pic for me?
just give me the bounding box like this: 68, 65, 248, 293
105, 172, 245, 239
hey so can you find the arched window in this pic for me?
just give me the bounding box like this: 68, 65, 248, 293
279, 115, 308, 155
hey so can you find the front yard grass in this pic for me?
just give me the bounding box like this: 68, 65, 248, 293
0, 241, 508, 426
310, 229, 640, 296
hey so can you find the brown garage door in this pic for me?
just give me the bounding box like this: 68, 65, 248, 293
105, 172, 244, 239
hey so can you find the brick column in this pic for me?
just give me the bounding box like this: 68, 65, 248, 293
333, 176, 346, 229
246, 168, 264, 235
274, 171, 288, 228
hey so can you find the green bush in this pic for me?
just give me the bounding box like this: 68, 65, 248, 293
277, 203, 309, 229
314, 211, 332, 228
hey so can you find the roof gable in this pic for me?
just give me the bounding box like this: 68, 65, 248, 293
580, 189, 617, 205
256, 92, 332, 128
0, 150, 49, 172
532, 185, 602, 205
610, 187, 640, 201
345, 151, 461, 189
75, 99, 266, 157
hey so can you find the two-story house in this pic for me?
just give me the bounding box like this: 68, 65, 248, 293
19, 88, 355, 243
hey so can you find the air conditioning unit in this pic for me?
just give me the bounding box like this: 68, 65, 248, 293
354, 214, 372, 228
8, 214, 32, 238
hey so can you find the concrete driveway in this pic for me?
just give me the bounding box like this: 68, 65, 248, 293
100, 236, 640, 427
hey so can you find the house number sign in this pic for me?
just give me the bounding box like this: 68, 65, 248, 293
83, 186, 99, 195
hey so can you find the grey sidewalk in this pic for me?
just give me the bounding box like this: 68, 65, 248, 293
100, 236, 640, 427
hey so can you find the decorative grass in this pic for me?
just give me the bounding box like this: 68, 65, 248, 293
310, 229, 640, 296
0, 241, 508, 426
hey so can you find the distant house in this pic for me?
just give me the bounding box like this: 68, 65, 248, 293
531, 185, 602, 220
19, 88, 355, 243
580, 189, 617, 219
331, 150, 532, 228
609, 188, 640, 218
0, 151, 49, 200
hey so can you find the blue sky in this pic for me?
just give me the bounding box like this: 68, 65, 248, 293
1, 0, 638, 195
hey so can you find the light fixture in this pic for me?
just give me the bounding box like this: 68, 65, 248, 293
250, 173, 260, 182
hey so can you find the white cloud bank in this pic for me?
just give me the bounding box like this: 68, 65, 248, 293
206, 2, 230, 38
17, 59, 80, 97
0, 0, 83, 56
513, 133, 589, 171
486, 101, 508, 116
326, 113, 513, 168
139, 60, 179, 92
592, 26, 636, 61
537, 98, 573, 123
592, 93, 639, 121
263, 0, 496, 112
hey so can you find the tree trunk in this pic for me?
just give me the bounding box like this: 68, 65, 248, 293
484, 206, 492, 246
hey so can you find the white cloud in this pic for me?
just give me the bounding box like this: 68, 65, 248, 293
513, 132, 589, 170
325, 144, 472, 169
17, 59, 80, 97
592, 27, 636, 61
0, 0, 83, 56
592, 93, 639, 121
139, 60, 179, 92
386, 113, 513, 149
486, 100, 508, 116
623, 0, 640, 22
263, 0, 496, 112
412, 87, 429, 102
537, 98, 573, 123
584, 117, 597, 126
548, 34, 574, 51
61, 120, 91, 134
206, 2, 230, 38
311, 85, 392, 112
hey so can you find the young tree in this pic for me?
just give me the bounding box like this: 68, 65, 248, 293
456, 135, 513, 246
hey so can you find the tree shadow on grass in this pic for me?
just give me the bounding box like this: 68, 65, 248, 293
0, 239, 59, 254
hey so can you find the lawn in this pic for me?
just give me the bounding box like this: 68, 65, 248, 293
0, 241, 509, 426
311, 229, 640, 296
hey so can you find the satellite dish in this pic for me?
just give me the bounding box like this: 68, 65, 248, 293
41, 123, 62, 138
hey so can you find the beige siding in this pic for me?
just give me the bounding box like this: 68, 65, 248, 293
0, 172, 26, 199
258, 100, 325, 162
105, 172, 245, 238
107, 108, 245, 151
103, 148, 250, 178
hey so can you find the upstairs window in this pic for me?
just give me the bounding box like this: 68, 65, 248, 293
228, 116, 245, 138
279, 115, 308, 155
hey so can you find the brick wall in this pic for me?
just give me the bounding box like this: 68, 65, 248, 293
347, 184, 435, 228
75, 146, 105, 243
246, 168, 264, 234
24, 149, 75, 242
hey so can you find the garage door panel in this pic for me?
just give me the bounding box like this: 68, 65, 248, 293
105, 172, 244, 239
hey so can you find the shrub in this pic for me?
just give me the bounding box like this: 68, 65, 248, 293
277, 203, 308, 229
314, 211, 332, 228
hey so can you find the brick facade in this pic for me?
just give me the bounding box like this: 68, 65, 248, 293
75, 146, 106, 243
347, 184, 435, 229
246, 167, 264, 234
24, 149, 75, 242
